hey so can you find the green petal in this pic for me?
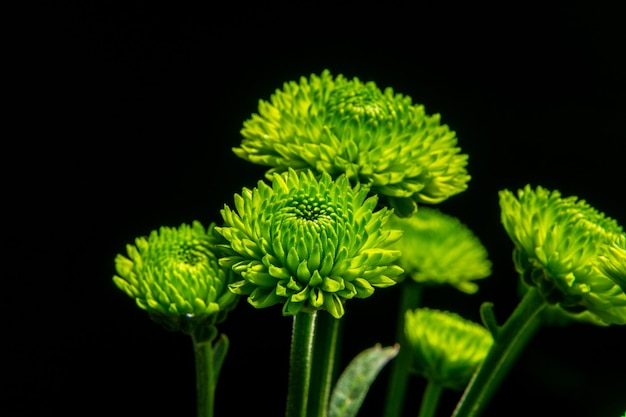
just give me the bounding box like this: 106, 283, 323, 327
309, 270, 323, 287
287, 246, 301, 273
291, 286, 310, 303
112, 276, 134, 297
319, 252, 335, 277
287, 276, 303, 291
321, 276, 344, 293
297, 260, 312, 282
114, 254, 134, 278
269, 264, 291, 279
353, 278, 375, 298
324, 294, 346, 319
205, 301, 220, 316
228, 279, 254, 295
310, 287, 325, 308
283, 299, 305, 316
308, 243, 322, 271
241, 269, 276, 287
249, 287, 283, 309
276, 281, 289, 297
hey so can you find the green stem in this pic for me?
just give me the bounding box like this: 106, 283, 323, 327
383, 280, 423, 417
451, 287, 546, 417
192, 332, 216, 417
418, 380, 444, 417
286, 311, 318, 417
309, 312, 343, 417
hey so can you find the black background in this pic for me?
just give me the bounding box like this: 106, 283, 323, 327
9, 2, 625, 417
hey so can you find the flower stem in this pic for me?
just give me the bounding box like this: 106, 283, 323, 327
192, 332, 216, 417
286, 310, 318, 417
383, 280, 423, 417
309, 312, 343, 417
451, 287, 545, 417
418, 380, 444, 417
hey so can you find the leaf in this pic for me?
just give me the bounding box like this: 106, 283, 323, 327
480, 302, 500, 337
212, 334, 229, 384
328, 344, 399, 417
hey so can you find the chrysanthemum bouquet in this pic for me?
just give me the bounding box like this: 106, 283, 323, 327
112, 70, 625, 417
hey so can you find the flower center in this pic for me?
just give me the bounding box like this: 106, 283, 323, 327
290, 195, 335, 225
327, 84, 394, 123
268, 188, 346, 270
176, 243, 209, 266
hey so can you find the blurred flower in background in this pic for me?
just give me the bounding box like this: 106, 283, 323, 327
385, 207, 492, 294
404, 308, 493, 390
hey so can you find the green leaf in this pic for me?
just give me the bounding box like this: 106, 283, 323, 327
480, 302, 500, 337
212, 334, 229, 384
328, 344, 399, 417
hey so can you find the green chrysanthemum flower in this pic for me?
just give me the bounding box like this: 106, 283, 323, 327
113, 221, 239, 336
404, 308, 493, 390
499, 185, 626, 325
234, 70, 470, 217
385, 207, 492, 294
599, 234, 626, 291
216, 168, 404, 319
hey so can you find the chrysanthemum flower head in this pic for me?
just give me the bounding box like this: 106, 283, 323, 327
499, 185, 626, 325
233, 70, 470, 217
404, 308, 493, 390
216, 168, 404, 319
385, 207, 491, 294
113, 221, 239, 337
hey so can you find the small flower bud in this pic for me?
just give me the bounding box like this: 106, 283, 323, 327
404, 308, 493, 390
385, 207, 492, 294
499, 185, 626, 325
113, 221, 239, 337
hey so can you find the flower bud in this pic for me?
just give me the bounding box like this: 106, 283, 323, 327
404, 308, 493, 390
385, 207, 491, 293
499, 185, 626, 325
113, 221, 239, 337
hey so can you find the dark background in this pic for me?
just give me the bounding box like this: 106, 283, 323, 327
9, 2, 625, 416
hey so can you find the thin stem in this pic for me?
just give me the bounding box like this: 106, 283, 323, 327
309, 312, 343, 417
418, 380, 444, 417
192, 332, 216, 417
286, 310, 318, 417
383, 280, 423, 417
451, 287, 546, 417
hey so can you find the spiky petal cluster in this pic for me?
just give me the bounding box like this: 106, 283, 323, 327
113, 221, 239, 336
216, 168, 404, 318
404, 308, 493, 390
499, 185, 626, 325
385, 207, 491, 294
599, 234, 626, 292
233, 70, 470, 217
